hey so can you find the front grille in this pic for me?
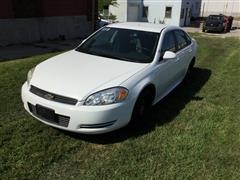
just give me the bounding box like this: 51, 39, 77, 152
30, 85, 78, 105
28, 103, 70, 127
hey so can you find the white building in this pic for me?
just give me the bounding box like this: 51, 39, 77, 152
109, 0, 240, 27
200, 0, 240, 17
109, 0, 200, 26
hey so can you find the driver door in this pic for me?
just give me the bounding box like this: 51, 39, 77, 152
154, 31, 180, 99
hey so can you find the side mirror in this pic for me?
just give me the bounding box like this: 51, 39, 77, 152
163, 51, 177, 60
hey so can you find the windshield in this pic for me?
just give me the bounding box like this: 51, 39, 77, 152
208, 15, 223, 21
76, 27, 160, 63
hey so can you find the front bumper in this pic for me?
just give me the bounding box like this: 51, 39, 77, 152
204, 26, 223, 32
21, 82, 133, 134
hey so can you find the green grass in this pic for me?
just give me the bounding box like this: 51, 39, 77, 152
1, 36, 240, 179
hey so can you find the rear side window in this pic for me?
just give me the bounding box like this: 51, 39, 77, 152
184, 31, 192, 45
174, 30, 191, 50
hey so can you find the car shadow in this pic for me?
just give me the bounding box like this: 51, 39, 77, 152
62, 67, 211, 144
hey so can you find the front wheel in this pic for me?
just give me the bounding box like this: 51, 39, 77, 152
184, 59, 195, 82
129, 90, 153, 127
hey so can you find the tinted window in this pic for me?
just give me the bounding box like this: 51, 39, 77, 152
174, 30, 191, 50
161, 31, 176, 56
208, 15, 224, 21
184, 31, 192, 45
76, 27, 160, 63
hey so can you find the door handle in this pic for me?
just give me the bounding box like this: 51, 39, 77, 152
188, 49, 193, 53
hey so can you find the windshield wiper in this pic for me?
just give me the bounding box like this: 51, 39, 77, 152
100, 54, 133, 61
76, 49, 106, 58
76, 49, 142, 63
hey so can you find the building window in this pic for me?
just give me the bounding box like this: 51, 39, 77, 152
165, 7, 172, 18
142, 6, 148, 18
181, 8, 185, 19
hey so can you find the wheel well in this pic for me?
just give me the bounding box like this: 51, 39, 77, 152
192, 57, 196, 63
140, 84, 156, 104
190, 57, 196, 67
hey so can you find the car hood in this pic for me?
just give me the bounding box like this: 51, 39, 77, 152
31, 50, 148, 101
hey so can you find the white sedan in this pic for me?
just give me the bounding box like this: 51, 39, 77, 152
21, 22, 197, 134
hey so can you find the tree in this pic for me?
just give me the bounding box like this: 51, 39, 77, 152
98, 0, 118, 12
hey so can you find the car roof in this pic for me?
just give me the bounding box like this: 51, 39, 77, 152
209, 14, 224, 17
107, 22, 170, 33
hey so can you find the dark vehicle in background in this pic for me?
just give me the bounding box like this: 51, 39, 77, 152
202, 15, 225, 33
202, 15, 233, 33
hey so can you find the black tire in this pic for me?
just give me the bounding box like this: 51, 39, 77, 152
129, 90, 153, 127
184, 59, 195, 82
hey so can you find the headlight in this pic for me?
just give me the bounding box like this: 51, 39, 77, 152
84, 87, 128, 106
27, 67, 35, 85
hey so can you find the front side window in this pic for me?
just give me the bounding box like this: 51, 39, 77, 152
165, 7, 172, 18
76, 27, 160, 63
161, 31, 176, 58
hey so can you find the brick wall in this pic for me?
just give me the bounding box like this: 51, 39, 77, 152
0, 0, 14, 18
0, 0, 97, 20
42, 0, 88, 17
0, 0, 98, 46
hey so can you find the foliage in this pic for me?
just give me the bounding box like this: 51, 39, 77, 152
108, 13, 116, 20
98, 0, 118, 12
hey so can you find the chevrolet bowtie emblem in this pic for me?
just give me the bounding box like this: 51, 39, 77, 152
44, 93, 54, 100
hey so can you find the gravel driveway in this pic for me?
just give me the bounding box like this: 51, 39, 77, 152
183, 27, 240, 39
